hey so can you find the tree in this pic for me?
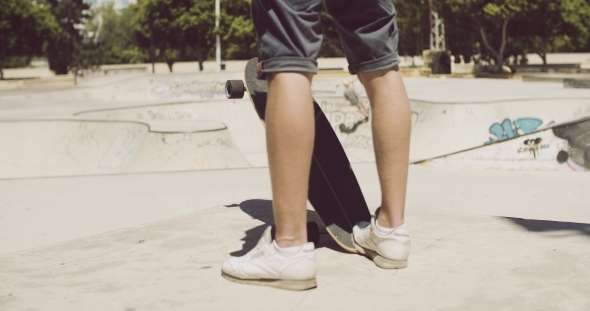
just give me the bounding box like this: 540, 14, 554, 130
135, 0, 192, 72
441, 0, 526, 73
176, 0, 216, 71
393, 0, 430, 61
511, 0, 590, 70
86, 3, 147, 65
0, 0, 58, 79
220, 0, 258, 60
45, 0, 90, 75
440, 0, 480, 63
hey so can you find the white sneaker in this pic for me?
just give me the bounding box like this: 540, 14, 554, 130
352, 214, 410, 269
221, 226, 317, 290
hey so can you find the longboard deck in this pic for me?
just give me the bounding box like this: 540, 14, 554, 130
227, 58, 371, 253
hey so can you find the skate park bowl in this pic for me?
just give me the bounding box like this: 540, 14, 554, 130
0, 119, 249, 179
2, 72, 590, 179
3, 69, 590, 310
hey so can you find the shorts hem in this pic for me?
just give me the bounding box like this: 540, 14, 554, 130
261, 57, 318, 74
348, 54, 401, 75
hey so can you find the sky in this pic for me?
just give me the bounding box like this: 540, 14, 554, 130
83, 0, 137, 10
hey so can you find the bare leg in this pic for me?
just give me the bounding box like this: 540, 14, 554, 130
358, 67, 411, 228
266, 72, 315, 248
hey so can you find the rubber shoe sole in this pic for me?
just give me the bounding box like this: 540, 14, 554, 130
354, 245, 408, 269
221, 272, 317, 291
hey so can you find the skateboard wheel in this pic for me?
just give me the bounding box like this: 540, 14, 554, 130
225, 80, 245, 99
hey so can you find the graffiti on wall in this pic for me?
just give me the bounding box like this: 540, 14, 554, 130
517, 137, 549, 159
318, 98, 421, 149
98, 127, 143, 170
136, 108, 196, 121
149, 80, 226, 99
487, 118, 545, 144
319, 99, 372, 149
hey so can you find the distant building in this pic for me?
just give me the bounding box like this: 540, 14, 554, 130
83, 0, 136, 10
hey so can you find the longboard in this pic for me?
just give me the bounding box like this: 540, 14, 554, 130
225, 58, 371, 253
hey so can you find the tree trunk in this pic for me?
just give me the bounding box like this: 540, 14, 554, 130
535, 38, 549, 73
480, 19, 509, 74
496, 55, 504, 73
159, 48, 174, 73
540, 53, 547, 72
148, 19, 156, 74
196, 49, 204, 71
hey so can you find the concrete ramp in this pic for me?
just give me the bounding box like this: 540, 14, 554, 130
417, 118, 590, 171
410, 98, 590, 161
78, 98, 377, 164
0, 119, 249, 179
0, 72, 242, 102
77, 97, 590, 166
77, 100, 269, 166
318, 96, 590, 162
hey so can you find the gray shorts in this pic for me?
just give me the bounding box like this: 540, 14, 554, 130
251, 0, 401, 74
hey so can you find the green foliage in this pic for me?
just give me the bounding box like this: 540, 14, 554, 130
393, 0, 430, 58
45, 0, 91, 75
175, 0, 216, 70
1, 57, 32, 69
0, 0, 58, 78
511, 0, 590, 61
134, 0, 194, 72
441, 0, 590, 70
220, 0, 258, 60
87, 3, 148, 64
7, 0, 590, 75
482, 0, 526, 19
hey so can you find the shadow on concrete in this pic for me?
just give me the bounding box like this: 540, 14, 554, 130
506, 217, 590, 237
226, 199, 347, 256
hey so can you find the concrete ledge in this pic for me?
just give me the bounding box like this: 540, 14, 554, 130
100, 64, 149, 75
474, 72, 522, 80
0, 75, 75, 90
564, 78, 590, 89
523, 75, 568, 83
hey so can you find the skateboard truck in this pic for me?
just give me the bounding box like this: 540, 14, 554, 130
225, 80, 245, 99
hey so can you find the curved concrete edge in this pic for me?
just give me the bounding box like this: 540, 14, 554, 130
415, 117, 590, 172
409, 98, 590, 161
1, 117, 228, 134
0, 118, 250, 179
72, 98, 241, 117
74, 96, 590, 167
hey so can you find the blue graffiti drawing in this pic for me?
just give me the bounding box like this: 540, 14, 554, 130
98, 127, 143, 170
513, 119, 543, 133
488, 118, 543, 143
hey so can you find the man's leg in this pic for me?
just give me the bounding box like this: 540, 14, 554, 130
222, 0, 323, 290
351, 67, 411, 269
358, 67, 411, 229
220, 71, 318, 290
266, 72, 315, 248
